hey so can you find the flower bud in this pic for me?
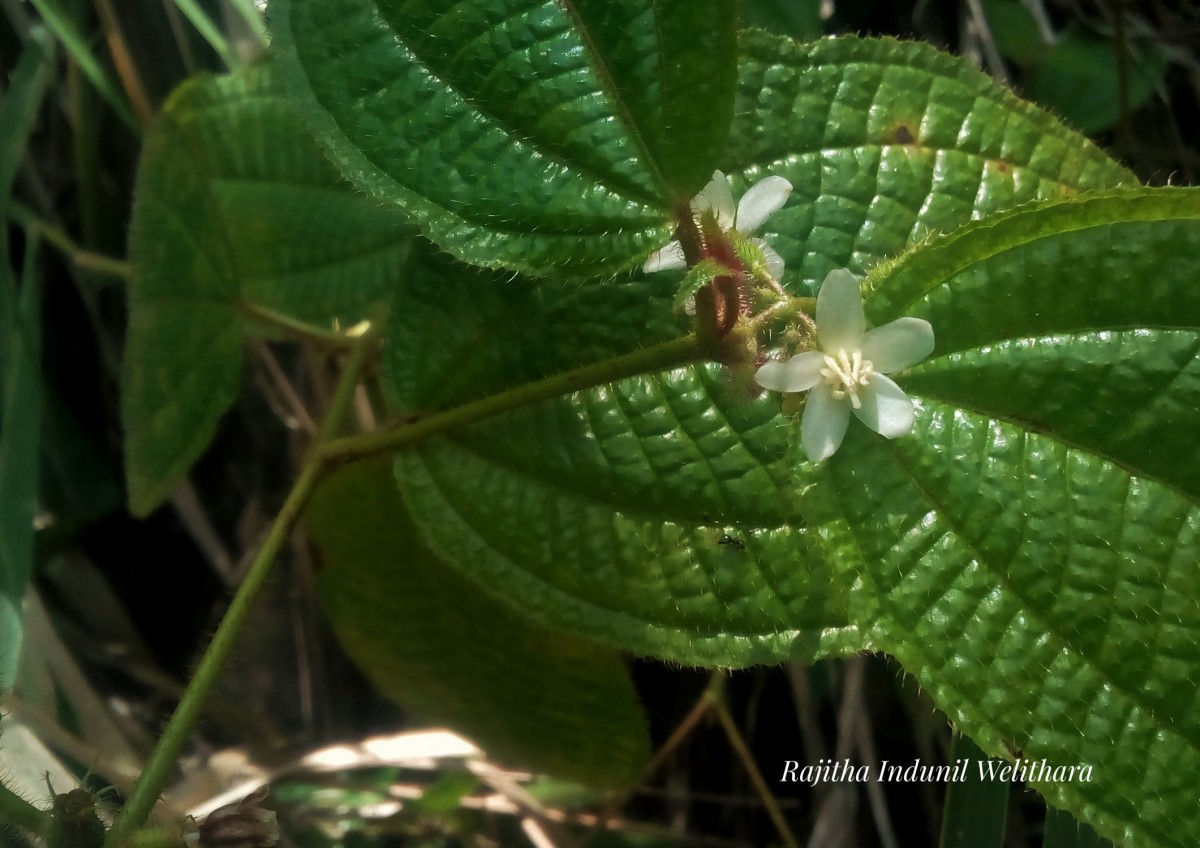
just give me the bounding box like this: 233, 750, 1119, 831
185, 789, 279, 848
46, 788, 105, 848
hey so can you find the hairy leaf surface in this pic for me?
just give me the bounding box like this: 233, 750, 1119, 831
723, 32, 1133, 294
385, 34, 1132, 666
124, 64, 410, 515
833, 188, 1200, 848
272, 0, 738, 275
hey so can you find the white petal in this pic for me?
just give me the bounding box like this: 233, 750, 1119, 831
755, 351, 825, 393
751, 238, 786, 280
852, 374, 916, 438
735, 175, 792, 233
691, 170, 736, 229
642, 241, 687, 273
815, 269, 866, 355
801, 383, 851, 462
860, 318, 934, 373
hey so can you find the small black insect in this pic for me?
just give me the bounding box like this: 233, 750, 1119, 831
717, 534, 745, 552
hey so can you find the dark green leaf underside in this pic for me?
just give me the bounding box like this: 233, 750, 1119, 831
307, 460, 650, 789
123, 64, 410, 515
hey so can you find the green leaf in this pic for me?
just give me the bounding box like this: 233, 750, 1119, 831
0, 240, 41, 693
938, 733, 1007, 848
0, 29, 54, 245
980, 0, 1047, 66
1024, 32, 1167, 135
831, 188, 1200, 848
0, 31, 53, 690
1043, 806, 1114, 848
724, 32, 1134, 295
123, 63, 411, 516
271, 0, 738, 276
305, 459, 650, 790
384, 34, 1132, 667
740, 0, 823, 42
387, 246, 862, 666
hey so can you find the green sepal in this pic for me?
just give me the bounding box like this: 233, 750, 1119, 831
672, 259, 724, 314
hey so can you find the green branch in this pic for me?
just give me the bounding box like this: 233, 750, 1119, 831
239, 301, 365, 349
317, 335, 702, 466
8, 201, 131, 279
105, 331, 705, 847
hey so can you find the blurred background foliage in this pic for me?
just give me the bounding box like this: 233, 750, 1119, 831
0, 1, 1196, 847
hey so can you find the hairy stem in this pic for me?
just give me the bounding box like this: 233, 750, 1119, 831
104, 327, 383, 847
106, 331, 705, 846
105, 459, 321, 848
318, 334, 702, 467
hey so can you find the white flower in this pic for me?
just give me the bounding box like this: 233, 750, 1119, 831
643, 170, 792, 280
754, 269, 934, 462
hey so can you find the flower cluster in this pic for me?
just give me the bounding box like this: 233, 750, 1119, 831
754, 270, 934, 462
641, 172, 933, 463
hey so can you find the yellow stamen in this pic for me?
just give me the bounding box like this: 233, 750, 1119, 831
820, 349, 875, 409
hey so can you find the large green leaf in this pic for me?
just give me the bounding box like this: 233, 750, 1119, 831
306, 459, 650, 789
123, 63, 411, 516
830, 188, 1200, 848
723, 32, 1133, 294
389, 247, 859, 666
384, 34, 1131, 667
270, 0, 738, 276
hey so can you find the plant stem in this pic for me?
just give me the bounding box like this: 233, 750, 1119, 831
318, 334, 702, 467
8, 201, 131, 278
105, 462, 321, 848
25, 0, 141, 132
167, 0, 238, 69
317, 325, 381, 442
105, 334, 384, 847
709, 682, 800, 848
239, 301, 361, 349
224, 0, 269, 47
105, 331, 705, 847
0, 780, 49, 835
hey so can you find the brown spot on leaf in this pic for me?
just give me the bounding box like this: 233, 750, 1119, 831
997, 160, 1009, 172
891, 124, 915, 144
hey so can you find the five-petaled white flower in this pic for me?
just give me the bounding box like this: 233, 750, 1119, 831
643, 170, 793, 280
754, 270, 934, 462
